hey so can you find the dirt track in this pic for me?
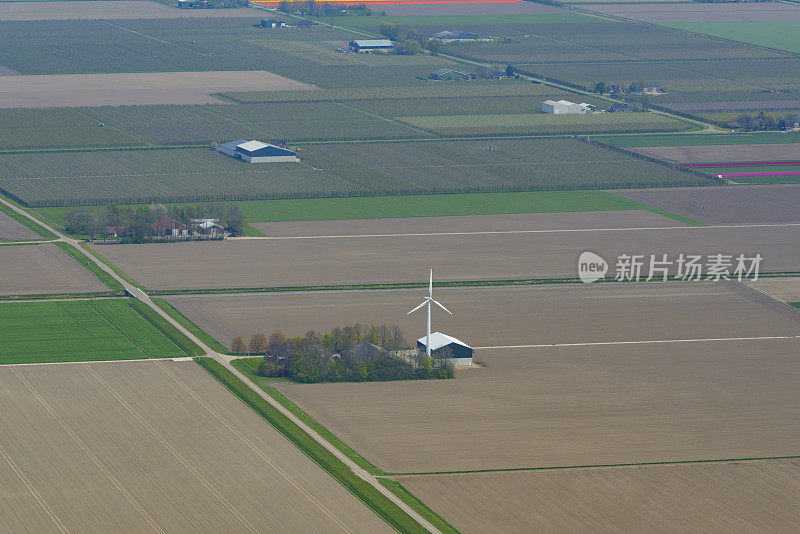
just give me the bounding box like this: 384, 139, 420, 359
278, 338, 800, 473
0, 211, 37, 241
401, 460, 800, 533
0, 360, 391, 533
614, 184, 800, 224
166, 281, 800, 348
0, 1, 261, 21
94, 223, 800, 290
0, 71, 312, 108
0, 243, 106, 295
251, 210, 683, 237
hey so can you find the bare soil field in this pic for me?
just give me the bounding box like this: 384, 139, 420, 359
92, 223, 800, 290
251, 209, 684, 237
0, 1, 261, 21
0, 360, 391, 534
747, 277, 800, 303
587, 2, 800, 23
613, 184, 800, 224
166, 281, 800, 348
401, 460, 800, 533
0, 243, 106, 295
366, 2, 563, 15
630, 143, 800, 164
0, 71, 312, 108
0, 211, 37, 241
278, 338, 800, 472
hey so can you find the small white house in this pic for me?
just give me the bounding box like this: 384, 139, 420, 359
216, 140, 298, 163
541, 99, 594, 114
417, 332, 474, 366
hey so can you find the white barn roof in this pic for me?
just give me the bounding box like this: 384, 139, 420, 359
417, 332, 472, 351
237, 140, 270, 152
351, 39, 393, 48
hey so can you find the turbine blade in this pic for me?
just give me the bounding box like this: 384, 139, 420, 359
432, 299, 452, 315
407, 300, 427, 314
429, 269, 433, 297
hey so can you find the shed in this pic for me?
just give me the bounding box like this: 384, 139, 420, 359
258, 19, 286, 28
349, 39, 394, 53
216, 140, 298, 163
151, 217, 188, 238
541, 99, 592, 114
417, 332, 474, 366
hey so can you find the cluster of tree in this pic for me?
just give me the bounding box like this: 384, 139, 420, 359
232, 324, 454, 383
732, 112, 800, 131
277, 0, 373, 16
63, 201, 244, 242
378, 24, 442, 56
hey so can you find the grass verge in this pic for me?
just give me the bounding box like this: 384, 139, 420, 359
379, 478, 459, 534
0, 199, 57, 240
54, 241, 125, 292
231, 358, 382, 474
79, 242, 146, 290
128, 298, 203, 356
195, 357, 427, 534
152, 297, 228, 354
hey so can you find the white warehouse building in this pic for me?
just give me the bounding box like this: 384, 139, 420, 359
216, 140, 298, 163
541, 99, 595, 114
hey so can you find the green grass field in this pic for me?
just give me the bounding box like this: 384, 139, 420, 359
0, 299, 188, 365
593, 132, 800, 148
398, 112, 692, 136
666, 22, 800, 54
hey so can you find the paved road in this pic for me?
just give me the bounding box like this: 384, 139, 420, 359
0, 196, 442, 534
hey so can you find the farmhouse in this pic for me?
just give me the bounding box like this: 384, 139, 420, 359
417, 332, 474, 366
256, 19, 286, 28
541, 99, 594, 114
430, 68, 476, 81
151, 217, 188, 238
217, 140, 298, 163
349, 40, 394, 53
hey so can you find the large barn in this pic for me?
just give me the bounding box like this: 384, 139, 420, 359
216, 140, 298, 163
541, 99, 594, 114
349, 40, 394, 53
417, 332, 474, 366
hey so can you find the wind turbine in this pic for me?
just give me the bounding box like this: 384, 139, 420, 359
407, 269, 452, 356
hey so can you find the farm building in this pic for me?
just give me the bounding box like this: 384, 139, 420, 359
216, 140, 298, 163
541, 99, 594, 114
430, 68, 476, 81
349, 40, 394, 53
151, 217, 188, 238
432, 30, 483, 42
256, 19, 286, 28
417, 332, 474, 366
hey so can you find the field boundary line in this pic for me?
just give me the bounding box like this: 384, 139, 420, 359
98, 19, 172, 45
228, 221, 800, 240
11, 366, 166, 534
387, 454, 800, 478
83, 363, 261, 534
475, 335, 798, 350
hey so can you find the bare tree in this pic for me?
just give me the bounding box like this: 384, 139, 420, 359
248, 333, 267, 355
231, 336, 246, 355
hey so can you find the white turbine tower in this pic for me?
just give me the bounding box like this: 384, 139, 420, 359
407, 269, 451, 356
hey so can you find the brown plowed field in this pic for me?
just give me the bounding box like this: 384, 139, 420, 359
166, 281, 800, 348
0, 243, 106, 295
587, 3, 800, 23
0, 71, 312, 108
630, 143, 800, 163
277, 338, 800, 472
0, 1, 261, 21
613, 184, 800, 224
0, 360, 391, 533
401, 460, 800, 533
92, 223, 800, 290
251, 210, 683, 237
372, 2, 563, 15
0, 211, 37, 241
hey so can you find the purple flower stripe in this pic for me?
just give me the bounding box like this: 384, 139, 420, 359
715, 171, 800, 178
686, 161, 800, 168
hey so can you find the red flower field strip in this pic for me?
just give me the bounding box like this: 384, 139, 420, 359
717, 170, 800, 178
686, 161, 800, 168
